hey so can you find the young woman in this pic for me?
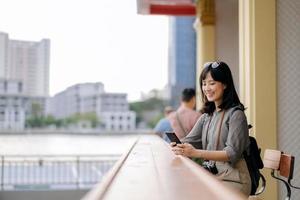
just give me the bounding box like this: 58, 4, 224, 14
171, 61, 251, 195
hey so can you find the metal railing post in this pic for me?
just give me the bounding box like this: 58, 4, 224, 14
76, 156, 80, 189
1, 156, 4, 190
0, 154, 119, 190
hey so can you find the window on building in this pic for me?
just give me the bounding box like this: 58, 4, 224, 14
0, 97, 5, 106
4, 81, 7, 92
0, 111, 5, 121
15, 111, 19, 121
18, 82, 22, 93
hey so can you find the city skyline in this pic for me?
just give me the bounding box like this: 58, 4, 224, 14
0, 0, 169, 101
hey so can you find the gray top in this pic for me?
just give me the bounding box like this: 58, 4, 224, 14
182, 106, 250, 165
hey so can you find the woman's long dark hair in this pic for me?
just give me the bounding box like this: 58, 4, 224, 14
200, 61, 244, 114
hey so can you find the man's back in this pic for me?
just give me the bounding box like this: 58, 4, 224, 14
168, 88, 201, 139
168, 105, 201, 139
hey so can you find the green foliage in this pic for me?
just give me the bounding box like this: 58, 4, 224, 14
31, 102, 43, 117
148, 112, 164, 129
130, 97, 165, 111
64, 112, 99, 128
25, 110, 100, 129
130, 97, 169, 128
26, 115, 63, 128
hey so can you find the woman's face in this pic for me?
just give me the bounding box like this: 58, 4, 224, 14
202, 72, 226, 106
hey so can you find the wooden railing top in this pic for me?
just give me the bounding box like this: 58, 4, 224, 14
82, 135, 247, 200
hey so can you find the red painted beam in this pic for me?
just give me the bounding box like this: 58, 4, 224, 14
150, 4, 196, 15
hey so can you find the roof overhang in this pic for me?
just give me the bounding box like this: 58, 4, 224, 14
137, 0, 196, 16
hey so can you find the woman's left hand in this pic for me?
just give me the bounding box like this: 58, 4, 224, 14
172, 143, 196, 157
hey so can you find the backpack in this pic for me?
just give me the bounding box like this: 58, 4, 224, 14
243, 129, 264, 195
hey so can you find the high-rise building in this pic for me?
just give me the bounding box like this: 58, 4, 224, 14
168, 16, 196, 108
0, 33, 9, 78
0, 32, 50, 97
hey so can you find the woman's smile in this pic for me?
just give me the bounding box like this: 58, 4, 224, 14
205, 92, 214, 100
202, 72, 226, 106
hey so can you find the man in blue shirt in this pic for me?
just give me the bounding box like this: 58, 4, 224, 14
153, 106, 174, 142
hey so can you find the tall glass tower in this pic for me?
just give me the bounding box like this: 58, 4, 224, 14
168, 16, 196, 108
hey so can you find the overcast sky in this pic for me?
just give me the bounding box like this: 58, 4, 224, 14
0, 0, 169, 101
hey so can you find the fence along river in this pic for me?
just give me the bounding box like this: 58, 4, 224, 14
0, 133, 138, 190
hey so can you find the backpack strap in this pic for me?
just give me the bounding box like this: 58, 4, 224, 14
215, 110, 225, 150
203, 110, 225, 166
175, 111, 188, 135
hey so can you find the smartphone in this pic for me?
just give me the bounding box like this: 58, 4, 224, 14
165, 131, 182, 144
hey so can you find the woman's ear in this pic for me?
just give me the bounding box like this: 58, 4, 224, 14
223, 84, 227, 89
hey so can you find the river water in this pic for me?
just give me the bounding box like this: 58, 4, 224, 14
0, 133, 139, 156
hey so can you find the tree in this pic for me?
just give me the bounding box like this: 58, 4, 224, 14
31, 102, 43, 117
130, 97, 169, 128
64, 112, 99, 128
25, 102, 44, 128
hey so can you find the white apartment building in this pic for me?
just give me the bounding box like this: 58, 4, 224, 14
0, 32, 50, 97
92, 93, 136, 131
0, 79, 46, 130
0, 79, 25, 130
48, 82, 136, 131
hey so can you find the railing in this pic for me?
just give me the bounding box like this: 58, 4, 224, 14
82, 135, 248, 200
0, 154, 120, 191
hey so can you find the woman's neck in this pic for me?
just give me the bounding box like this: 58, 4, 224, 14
215, 101, 222, 112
